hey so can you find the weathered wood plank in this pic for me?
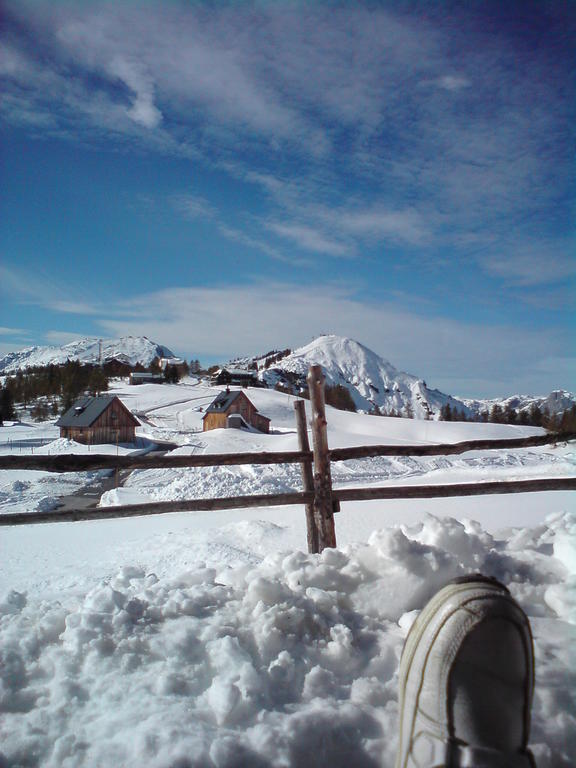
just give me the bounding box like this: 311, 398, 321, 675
332, 477, 576, 502
294, 399, 318, 553
1, 434, 571, 473
330, 433, 576, 462
0, 450, 313, 473
308, 365, 337, 551
0, 490, 315, 526
2, 477, 573, 527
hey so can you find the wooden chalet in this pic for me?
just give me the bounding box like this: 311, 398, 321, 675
210, 368, 259, 387
56, 395, 140, 444
202, 390, 270, 433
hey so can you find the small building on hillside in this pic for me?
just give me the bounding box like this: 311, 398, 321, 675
129, 372, 165, 385
202, 390, 270, 433
211, 368, 259, 388
56, 394, 140, 444
159, 357, 188, 377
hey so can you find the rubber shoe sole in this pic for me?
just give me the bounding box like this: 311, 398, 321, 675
395, 574, 535, 768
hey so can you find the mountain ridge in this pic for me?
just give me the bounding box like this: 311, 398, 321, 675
0, 336, 174, 373
230, 334, 575, 420
1, 333, 573, 419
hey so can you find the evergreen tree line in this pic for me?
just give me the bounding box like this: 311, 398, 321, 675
440, 401, 576, 433
1, 356, 193, 421
3, 361, 109, 414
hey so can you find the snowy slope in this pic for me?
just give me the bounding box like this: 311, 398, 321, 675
0, 336, 174, 373
258, 335, 470, 418
1, 381, 575, 767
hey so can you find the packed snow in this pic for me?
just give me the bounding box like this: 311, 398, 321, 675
1, 380, 575, 767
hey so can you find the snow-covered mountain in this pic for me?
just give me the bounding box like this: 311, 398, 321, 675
0, 336, 174, 373
233, 335, 471, 419
462, 390, 576, 419
230, 335, 576, 419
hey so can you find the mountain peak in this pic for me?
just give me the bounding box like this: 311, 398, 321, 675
0, 336, 175, 373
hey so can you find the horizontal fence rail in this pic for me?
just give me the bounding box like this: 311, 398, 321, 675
334, 477, 576, 502
0, 450, 313, 472
1, 478, 575, 527
1, 432, 574, 473
0, 367, 574, 547
0, 491, 316, 526
330, 432, 576, 461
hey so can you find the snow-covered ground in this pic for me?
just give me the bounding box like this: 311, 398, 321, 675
1, 381, 575, 767
0, 420, 154, 517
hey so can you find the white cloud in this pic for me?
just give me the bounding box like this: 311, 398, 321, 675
266, 222, 352, 257
43, 331, 88, 345
330, 207, 429, 245
85, 282, 572, 398
2, 254, 572, 395
425, 75, 471, 91
217, 224, 310, 265
482, 243, 576, 287
3, 2, 572, 272
173, 194, 216, 220
108, 56, 162, 129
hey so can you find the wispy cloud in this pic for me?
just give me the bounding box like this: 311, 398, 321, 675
92, 282, 573, 397
3, 2, 572, 268
172, 194, 216, 221
266, 222, 352, 257
217, 224, 297, 265
2, 254, 572, 395
44, 331, 89, 345
482, 241, 576, 286
108, 56, 163, 129
1, 0, 573, 378
424, 75, 471, 91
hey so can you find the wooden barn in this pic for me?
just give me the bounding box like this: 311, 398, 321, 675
56, 395, 140, 444
202, 390, 270, 433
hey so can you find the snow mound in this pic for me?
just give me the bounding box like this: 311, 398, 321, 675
1, 513, 574, 767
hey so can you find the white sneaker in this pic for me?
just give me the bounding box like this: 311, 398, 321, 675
396, 574, 536, 768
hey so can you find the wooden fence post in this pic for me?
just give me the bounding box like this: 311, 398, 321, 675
294, 399, 318, 553
307, 365, 337, 551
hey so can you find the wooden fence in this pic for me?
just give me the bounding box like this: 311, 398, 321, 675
1, 365, 575, 552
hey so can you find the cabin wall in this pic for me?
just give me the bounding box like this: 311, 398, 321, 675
60, 425, 136, 444
59, 399, 138, 444
203, 393, 270, 433
203, 413, 227, 431
252, 413, 270, 433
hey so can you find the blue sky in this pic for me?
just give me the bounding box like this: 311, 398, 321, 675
1, 0, 574, 398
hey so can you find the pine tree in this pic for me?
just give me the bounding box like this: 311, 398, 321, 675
440, 403, 453, 421
504, 406, 517, 425
489, 404, 504, 423
528, 403, 543, 427
164, 365, 181, 384
0, 386, 16, 423
558, 404, 576, 434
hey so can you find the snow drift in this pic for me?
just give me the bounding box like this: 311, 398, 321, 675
1, 512, 574, 768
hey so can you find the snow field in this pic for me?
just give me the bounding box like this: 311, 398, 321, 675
1, 512, 575, 768
1, 382, 574, 766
